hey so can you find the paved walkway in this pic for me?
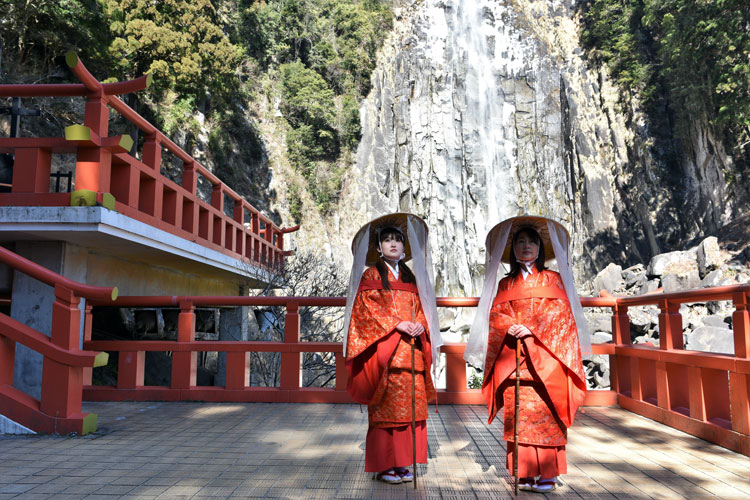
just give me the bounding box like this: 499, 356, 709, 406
1, 403, 748, 499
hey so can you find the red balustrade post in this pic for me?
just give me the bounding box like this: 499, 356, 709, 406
180, 162, 198, 234
76, 92, 111, 194
445, 347, 466, 394
182, 161, 198, 193
611, 302, 631, 395
280, 302, 301, 391
225, 352, 249, 389
40, 284, 84, 418
251, 213, 260, 262
233, 202, 244, 224
74, 146, 112, 193
733, 291, 750, 359
658, 299, 683, 351
251, 211, 259, 233
0, 331, 15, 386
82, 303, 93, 385
118, 351, 145, 388
656, 299, 682, 409
730, 291, 750, 435
83, 92, 109, 137
11, 148, 52, 193
630, 357, 643, 402
688, 365, 707, 421
211, 185, 225, 247
233, 201, 245, 257
335, 352, 347, 391
142, 134, 161, 171
211, 184, 224, 212
172, 301, 196, 389
276, 231, 285, 269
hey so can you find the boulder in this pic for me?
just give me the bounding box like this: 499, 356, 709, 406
707, 300, 732, 315
699, 269, 723, 288
622, 264, 647, 289
697, 237, 722, 277
639, 279, 660, 295
591, 332, 613, 344
686, 326, 734, 354
647, 250, 698, 277
702, 315, 729, 328
633, 334, 658, 347
593, 263, 623, 294
661, 270, 701, 292
586, 313, 612, 333
678, 304, 690, 330
629, 307, 655, 336
681, 304, 709, 330
584, 355, 610, 389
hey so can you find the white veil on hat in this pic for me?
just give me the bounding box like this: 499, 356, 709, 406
464, 216, 592, 371
342, 213, 443, 378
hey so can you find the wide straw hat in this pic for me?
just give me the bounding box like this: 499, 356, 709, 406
351, 213, 426, 266
485, 215, 569, 263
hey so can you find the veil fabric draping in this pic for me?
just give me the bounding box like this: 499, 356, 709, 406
343, 213, 443, 378
464, 216, 592, 371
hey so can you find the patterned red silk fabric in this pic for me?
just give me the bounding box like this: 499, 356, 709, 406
346, 266, 436, 428
482, 269, 587, 446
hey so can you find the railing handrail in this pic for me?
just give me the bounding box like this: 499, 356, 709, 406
2, 312, 101, 366
0, 52, 291, 237
609, 283, 750, 307
85, 284, 749, 310
0, 244, 111, 435
0, 245, 117, 301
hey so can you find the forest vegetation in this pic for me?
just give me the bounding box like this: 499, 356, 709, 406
0, 0, 393, 219
577, 0, 750, 182
1, 0, 748, 218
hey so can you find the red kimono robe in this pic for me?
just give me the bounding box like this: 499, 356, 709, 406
346, 266, 436, 472
483, 268, 586, 478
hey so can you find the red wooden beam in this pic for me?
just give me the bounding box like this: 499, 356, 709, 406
0, 246, 117, 302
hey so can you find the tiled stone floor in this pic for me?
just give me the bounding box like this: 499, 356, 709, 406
1, 403, 748, 499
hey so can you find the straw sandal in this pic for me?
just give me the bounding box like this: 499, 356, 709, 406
518, 477, 536, 491
395, 467, 413, 482
530, 477, 559, 493
376, 469, 402, 484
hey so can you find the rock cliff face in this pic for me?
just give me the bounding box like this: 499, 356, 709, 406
330, 0, 735, 306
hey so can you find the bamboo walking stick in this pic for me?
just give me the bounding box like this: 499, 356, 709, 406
513, 338, 522, 496
410, 336, 417, 489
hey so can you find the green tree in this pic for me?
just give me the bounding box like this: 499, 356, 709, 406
0, 0, 111, 73
236, 1, 392, 214
578, 0, 750, 167
106, 0, 243, 99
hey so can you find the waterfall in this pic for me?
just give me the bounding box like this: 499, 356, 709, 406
329, 0, 734, 335
352, 0, 574, 312
447, 0, 520, 228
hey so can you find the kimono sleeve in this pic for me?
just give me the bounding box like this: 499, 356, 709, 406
345, 271, 405, 361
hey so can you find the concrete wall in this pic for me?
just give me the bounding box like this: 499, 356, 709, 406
11, 241, 87, 399
9, 240, 244, 398
85, 252, 240, 296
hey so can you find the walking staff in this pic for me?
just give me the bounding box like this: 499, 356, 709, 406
513, 338, 521, 495
411, 336, 418, 489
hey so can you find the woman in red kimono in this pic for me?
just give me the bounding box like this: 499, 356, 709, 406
465, 216, 591, 493
343, 213, 442, 484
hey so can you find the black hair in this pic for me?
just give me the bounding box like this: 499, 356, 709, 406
375, 227, 416, 289
506, 227, 547, 278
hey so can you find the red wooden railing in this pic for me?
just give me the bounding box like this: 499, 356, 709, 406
0, 245, 115, 435
1, 239, 748, 455
0, 52, 297, 270
603, 285, 750, 456
82, 287, 750, 456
